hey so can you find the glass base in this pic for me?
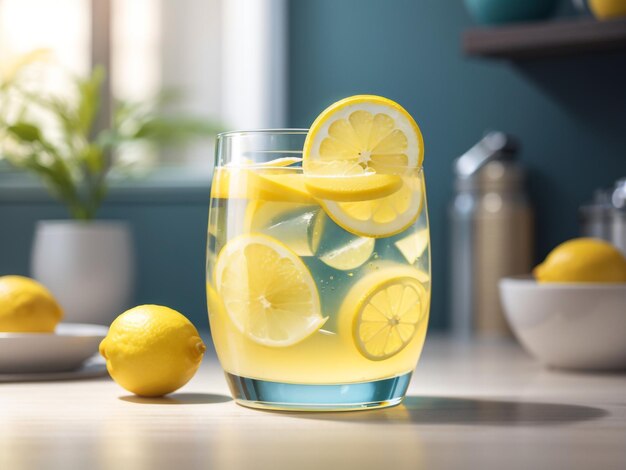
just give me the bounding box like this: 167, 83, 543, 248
225, 372, 412, 412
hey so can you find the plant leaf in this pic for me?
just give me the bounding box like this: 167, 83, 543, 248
76, 65, 105, 137
81, 144, 105, 175
6, 122, 42, 142
25, 92, 78, 144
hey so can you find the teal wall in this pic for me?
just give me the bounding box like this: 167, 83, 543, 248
287, 0, 626, 329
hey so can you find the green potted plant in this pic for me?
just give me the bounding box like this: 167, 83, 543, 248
0, 52, 221, 324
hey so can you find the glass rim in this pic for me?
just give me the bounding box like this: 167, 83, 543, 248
217, 128, 309, 139
215, 128, 425, 172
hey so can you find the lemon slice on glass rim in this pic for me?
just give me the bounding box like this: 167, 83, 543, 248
303, 95, 425, 238
214, 234, 327, 347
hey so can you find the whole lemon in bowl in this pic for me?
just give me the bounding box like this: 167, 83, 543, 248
534, 238, 626, 283
99, 305, 206, 397
589, 0, 626, 20
0, 275, 63, 332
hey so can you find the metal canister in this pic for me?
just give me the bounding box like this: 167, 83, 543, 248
611, 179, 626, 253
449, 132, 534, 337
580, 178, 626, 254
579, 189, 613, 240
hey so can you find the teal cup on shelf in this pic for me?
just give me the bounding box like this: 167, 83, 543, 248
464, 0, 560, 25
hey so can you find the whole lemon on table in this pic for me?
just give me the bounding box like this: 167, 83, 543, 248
99, 305, 206, 397
0, 275, 63, 332
534, 238, 626, 283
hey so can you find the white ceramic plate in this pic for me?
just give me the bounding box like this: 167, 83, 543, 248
0, 323, 108, 374
0, 355, 108, 382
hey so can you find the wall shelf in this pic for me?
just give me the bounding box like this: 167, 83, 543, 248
463, 17, 626, 59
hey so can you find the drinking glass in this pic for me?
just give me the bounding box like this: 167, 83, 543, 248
206, 129, 431, 411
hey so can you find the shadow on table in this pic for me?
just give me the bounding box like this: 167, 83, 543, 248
119, 393, 231, 405
282, 396, 608, 426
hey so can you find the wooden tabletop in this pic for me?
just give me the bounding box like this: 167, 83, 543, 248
1, 336, 625, 470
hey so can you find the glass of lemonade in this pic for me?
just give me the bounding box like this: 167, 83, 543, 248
207, 96, 430, 411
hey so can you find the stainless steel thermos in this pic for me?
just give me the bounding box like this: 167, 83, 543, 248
449, 132, 534, 337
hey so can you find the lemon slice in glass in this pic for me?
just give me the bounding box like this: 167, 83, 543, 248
304, 173, 403, 202
340, 267, 428, 361
229, 156, 302, 168
321, 176, 424, 238
257, 173, 314, 203
303, 95, 425, 237
211, 168, 314, 203
215, 234, 327, 347
251, 156, 302, 168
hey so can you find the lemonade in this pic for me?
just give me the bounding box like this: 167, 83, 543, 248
206, 96, 431, 410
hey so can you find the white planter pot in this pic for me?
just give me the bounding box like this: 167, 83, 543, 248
31, 220, 134, 326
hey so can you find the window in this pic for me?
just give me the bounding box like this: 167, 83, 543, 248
111, 0, 160, 103
0, 0, 90, 92
0, 0, 286, 170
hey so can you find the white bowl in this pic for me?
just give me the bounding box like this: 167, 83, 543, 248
0, 323, 108, 374
499, 277, 626, 371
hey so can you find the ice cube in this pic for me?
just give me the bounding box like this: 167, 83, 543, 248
310, 212, 375, 271
244, 201, 319, 256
